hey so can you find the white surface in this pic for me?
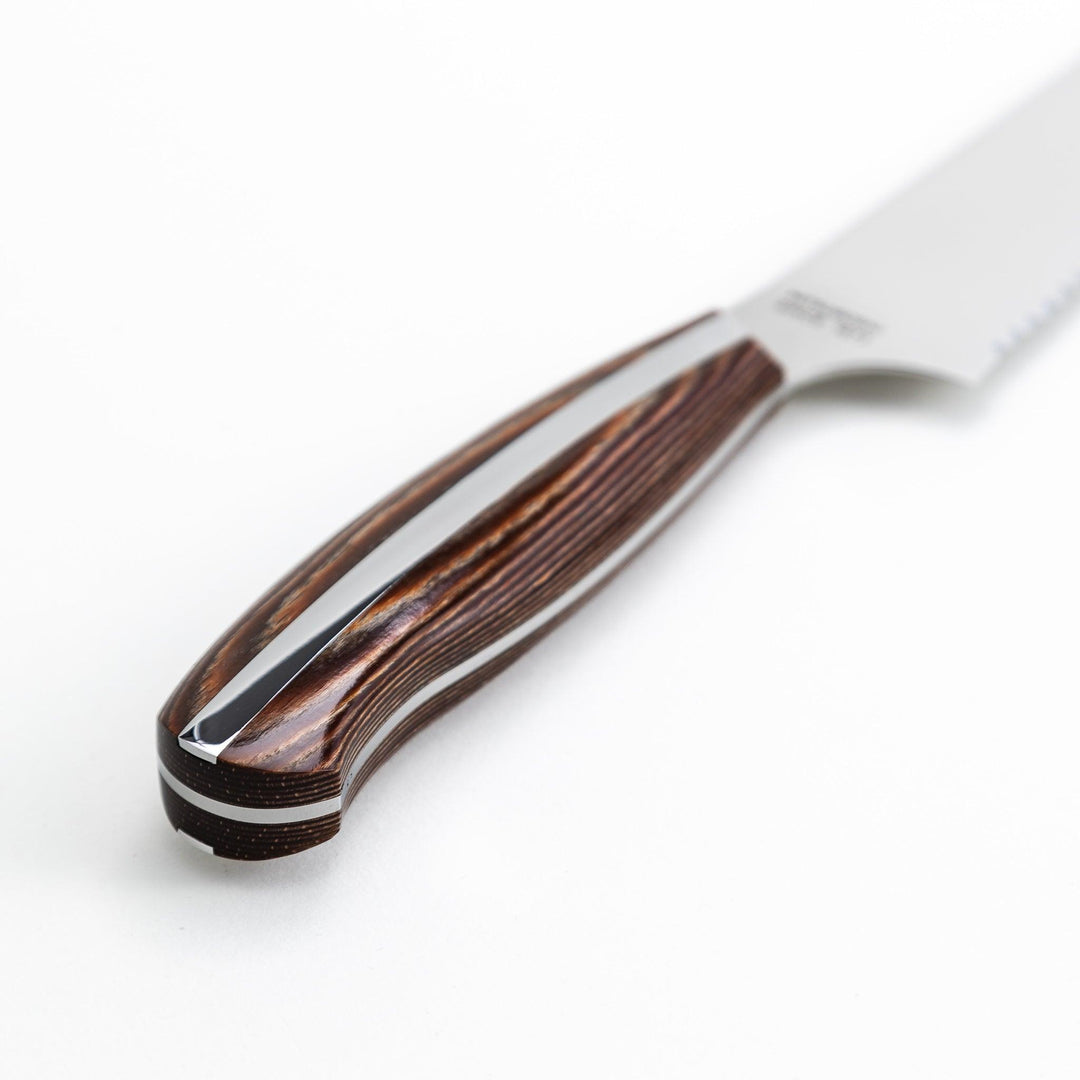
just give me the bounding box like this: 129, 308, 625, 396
2, 3, 1079, 1077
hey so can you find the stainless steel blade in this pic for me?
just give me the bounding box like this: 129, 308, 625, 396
735, 64, 1080, 387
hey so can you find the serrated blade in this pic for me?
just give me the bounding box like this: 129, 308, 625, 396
735, 64, 1080, 387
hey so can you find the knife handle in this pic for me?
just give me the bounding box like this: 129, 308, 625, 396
158, 311, 784, 858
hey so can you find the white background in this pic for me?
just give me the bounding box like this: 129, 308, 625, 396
3, 3, 1080, 1077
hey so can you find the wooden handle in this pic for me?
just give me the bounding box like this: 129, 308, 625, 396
158, 312, 784, 858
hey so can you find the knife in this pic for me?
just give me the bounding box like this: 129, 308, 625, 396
158, 64, 1080, 860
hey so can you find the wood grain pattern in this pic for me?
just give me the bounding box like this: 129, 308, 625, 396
158, 316, 783, 858
159, 313, 715, 741
159, 782, 340, 861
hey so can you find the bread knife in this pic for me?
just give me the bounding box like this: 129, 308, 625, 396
158, 64, 1080, 859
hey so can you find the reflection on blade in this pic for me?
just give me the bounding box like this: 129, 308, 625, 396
736, 64, 1080, 386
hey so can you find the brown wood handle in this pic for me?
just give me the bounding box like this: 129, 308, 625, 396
158, 312, 784, 858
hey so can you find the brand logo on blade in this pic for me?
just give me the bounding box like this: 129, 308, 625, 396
776, 290, 883, 343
